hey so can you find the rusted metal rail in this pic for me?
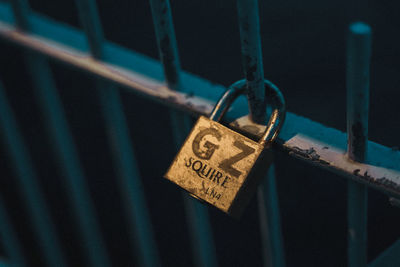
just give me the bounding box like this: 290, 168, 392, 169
0, 3, 399, 200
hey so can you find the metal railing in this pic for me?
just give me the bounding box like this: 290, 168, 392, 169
0, 0, 399, 266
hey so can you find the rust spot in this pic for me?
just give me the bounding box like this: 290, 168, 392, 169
350, 121, 366, 160
376, 177, 400, 190
197, 105, 209, 112
160, 36, 178, 87
166, 95, 177, 103
352, 169, 400, 192
363, 171, 372, 179
290, 147, 330, 165
185, 92, 194, 98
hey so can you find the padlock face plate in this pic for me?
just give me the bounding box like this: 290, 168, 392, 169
165, 116, 265, 214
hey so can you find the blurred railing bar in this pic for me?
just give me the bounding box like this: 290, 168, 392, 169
0, 198, 27, 267
0, 5, 399, 198
74, 0, 161, 266
346, 22, 371, 267
257, 166, 286, 267
9, 1, 112, 266
9, 0, 28, 30
369, 239, 400, 267
236, 1, 286, 266
149, 1, 218, 266
0, 80, 67, 267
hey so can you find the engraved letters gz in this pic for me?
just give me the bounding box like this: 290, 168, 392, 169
191, 128, 255, 178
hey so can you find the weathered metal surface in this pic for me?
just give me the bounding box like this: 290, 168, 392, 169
346, 22, 371, 267
347, 22, 371, 163
230, 117, 400, 198
149, 0, 181, 90
165, 116, 273, 217
236, 1, 286, 261
0, 3, 399, 198
236, 0, 266, 124
166, 82, 285, 217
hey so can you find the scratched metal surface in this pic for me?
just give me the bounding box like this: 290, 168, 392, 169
0, 2, 399, 199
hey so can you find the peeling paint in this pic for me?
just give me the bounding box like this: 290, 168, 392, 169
290, 146, 330, 165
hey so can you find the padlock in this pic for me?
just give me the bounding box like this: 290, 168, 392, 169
165, 79, 286, 217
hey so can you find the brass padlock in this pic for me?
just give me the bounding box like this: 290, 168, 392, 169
165, 79, 286, 217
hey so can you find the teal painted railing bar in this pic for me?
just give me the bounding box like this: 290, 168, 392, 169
10, 1, 112, 267
0, 198, 27, 267
0, 6, 398, 196
149, 0, 181, 90
9, 1, 112, 267
0, 80, 67, 267
257, 165, 286, 267
0, 260, 11, 267
236, 1, 286, 265
346, 22, 371, 267
9, 0, 28, 30
98, 83, 162, 267
149, 0, 218, 266
74, 0, 103, 58
1, 1, 399, 265
236, 0, 266, 123
74, 1, 161, 266
25, 52, 112, 267
170, 111, 219, 267
369, 239, 400, 267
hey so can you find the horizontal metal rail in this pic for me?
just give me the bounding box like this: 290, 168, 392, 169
0, 3, 399, 199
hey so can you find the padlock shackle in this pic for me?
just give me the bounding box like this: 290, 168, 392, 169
209, 79, 286, 146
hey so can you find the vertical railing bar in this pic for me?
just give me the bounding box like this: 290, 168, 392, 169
0, 81, 67, 267
171, 112, 218, 267
236, 1, 286, 266
0, 198, 27, 267
236, 0, 266, 124
10, 2, 112, 266
257, 165, 286, 267
9, 0, 29, 30
25, 50, 112, 267
149, 1, 218, 266
74, 1, 161, 266
346, 22, 371, 267
148, 0, 181, 90
0, 260, 12, 267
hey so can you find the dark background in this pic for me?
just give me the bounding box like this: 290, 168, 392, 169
1, 0, 400, 266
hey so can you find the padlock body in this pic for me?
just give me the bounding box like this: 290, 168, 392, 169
165, 116, 273, 217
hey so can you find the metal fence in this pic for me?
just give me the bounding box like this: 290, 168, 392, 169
0, 0, 399, 266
